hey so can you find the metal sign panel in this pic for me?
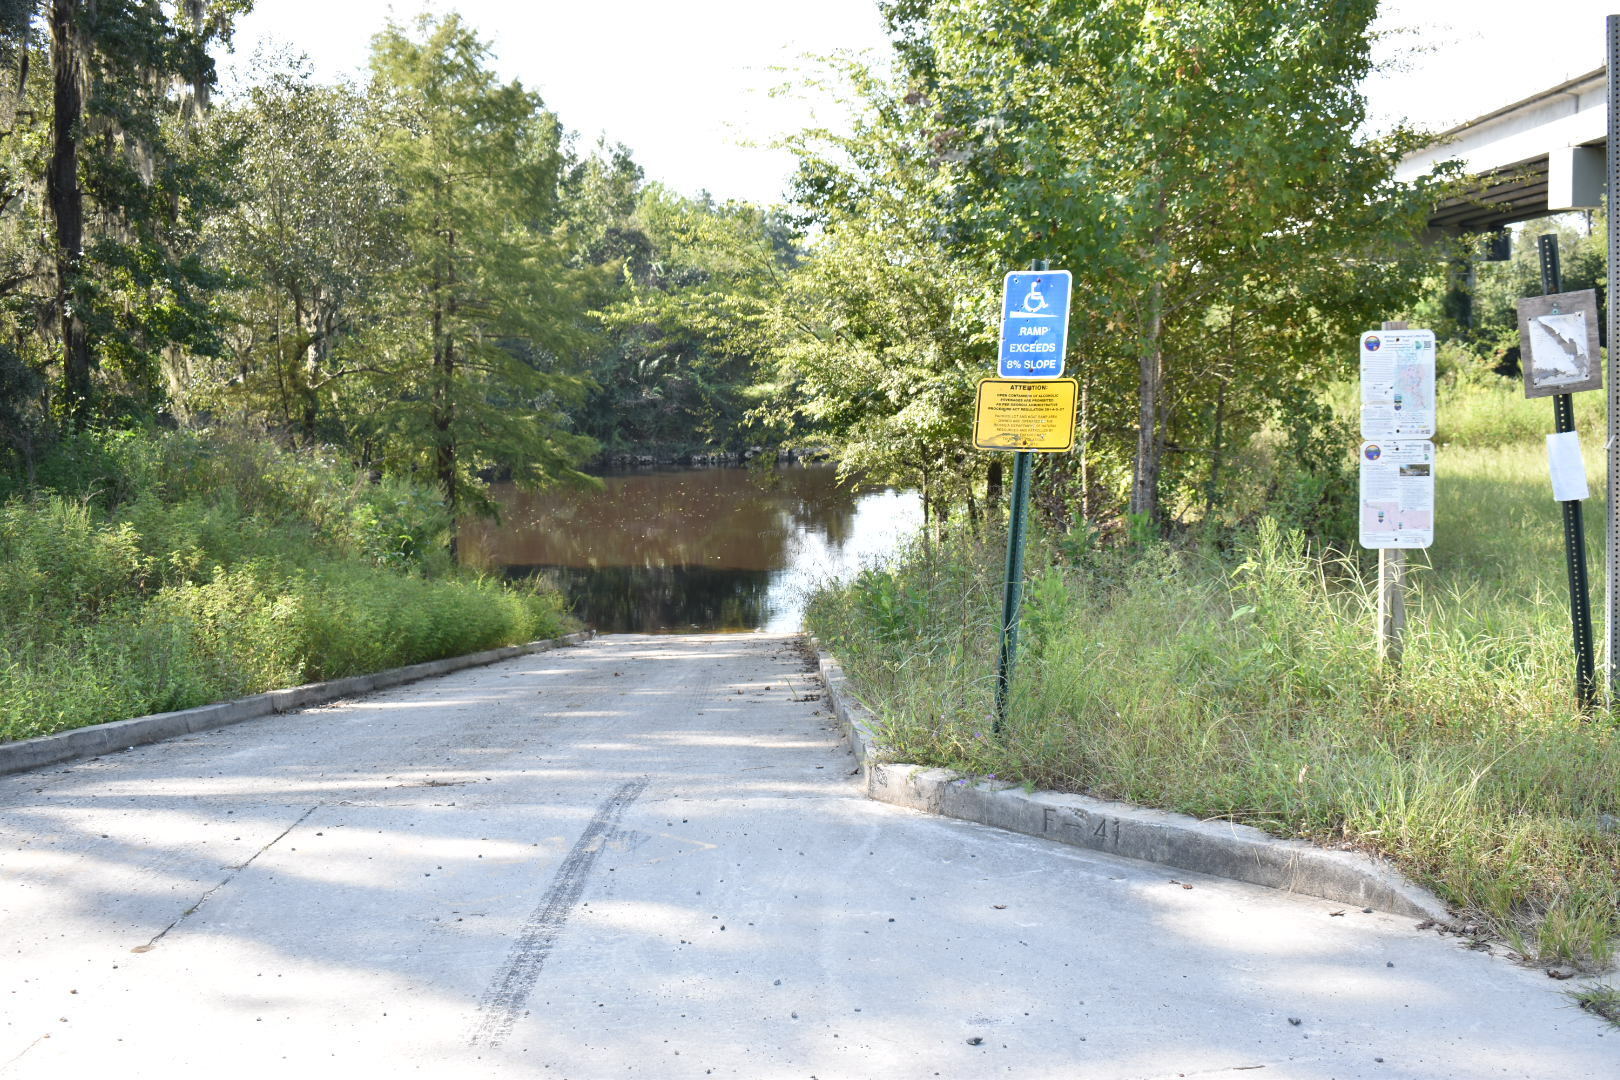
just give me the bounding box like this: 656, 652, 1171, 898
1359, 329, 1435, 440
972, 378, 1078, 452
1359, 440, 1434, 549
1516, 289, 1603, 398
998, 270, 1071, 378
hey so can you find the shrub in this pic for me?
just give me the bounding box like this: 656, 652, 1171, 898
0, 429, 572, 743
810, 516, 1620, 969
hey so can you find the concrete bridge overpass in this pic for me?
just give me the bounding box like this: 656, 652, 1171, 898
1398, 66, 1608, 234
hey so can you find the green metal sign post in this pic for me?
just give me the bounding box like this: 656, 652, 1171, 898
1607, 16, 1620, 704
994, 448, 1033, 727
987, 259, 1069, 731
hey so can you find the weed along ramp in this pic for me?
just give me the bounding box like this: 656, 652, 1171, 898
815, 647, 1451, 922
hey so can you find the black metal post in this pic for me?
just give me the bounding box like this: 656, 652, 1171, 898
1538, 234, 1596, 709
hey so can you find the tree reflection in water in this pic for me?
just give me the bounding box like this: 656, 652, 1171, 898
463, 464, 919, 634
501, 565, 773, 634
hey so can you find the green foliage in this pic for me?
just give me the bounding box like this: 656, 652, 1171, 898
192, 63, 403, 442
764, 50, 999, 516
363, 14, 597, 511
763, 224, 991, 513
578, 182, 793, 456
0, 345, 44, 475
848, 565, 934, 646
811, 373, 1620, 970
64, 0, 251, 422
0, 428, 572, 742
1468, 215, 1606, 346
6, 8, 759, 531
779, 0, 1450, 533
0, 496, 146, 628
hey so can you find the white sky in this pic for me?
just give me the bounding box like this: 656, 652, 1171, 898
1365, 0, 1618, 134
224, 1, 1620, 206
223, 0, 888, 206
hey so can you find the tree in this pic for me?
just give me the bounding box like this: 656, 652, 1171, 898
42, 0, 250, 426
762, 219, 994, 526
765, 53, 1001, 524
196, 63, 403, 440
789, 0, 1448, 533
1460, 215, 1605, 368
585, 184, 793, 455
0, 7, 54, 437
365, 14, 595, 542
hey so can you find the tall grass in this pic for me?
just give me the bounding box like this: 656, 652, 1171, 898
0, 429, 572, 741
810, 378, 1620, 970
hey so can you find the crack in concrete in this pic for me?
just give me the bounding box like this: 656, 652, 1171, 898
0, 1032, 50, 1073
131, 804, 320, 954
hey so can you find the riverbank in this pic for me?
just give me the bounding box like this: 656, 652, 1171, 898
0, 429, 573, 743
592, 445, 829, 470
807, 376, 1620, 977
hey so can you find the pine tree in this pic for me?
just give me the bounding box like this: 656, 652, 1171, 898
367, 15, 596, 547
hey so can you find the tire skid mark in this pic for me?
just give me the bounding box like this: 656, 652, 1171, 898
470, 776, 650, 1048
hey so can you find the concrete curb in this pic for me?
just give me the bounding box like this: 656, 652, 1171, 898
0, 631, 595, 778
815, 647, 1452, 922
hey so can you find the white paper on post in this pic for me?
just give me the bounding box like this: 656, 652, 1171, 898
1547, 430, 1590, 502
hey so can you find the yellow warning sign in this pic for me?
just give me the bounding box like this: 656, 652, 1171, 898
972, 378, 1078, 452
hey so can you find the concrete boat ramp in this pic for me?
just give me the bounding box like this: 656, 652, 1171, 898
0, 633, 1611, 1079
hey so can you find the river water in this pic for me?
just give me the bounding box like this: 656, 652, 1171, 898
461, 465, 921, 634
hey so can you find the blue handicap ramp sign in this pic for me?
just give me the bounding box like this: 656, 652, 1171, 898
999, 270, 1071, 378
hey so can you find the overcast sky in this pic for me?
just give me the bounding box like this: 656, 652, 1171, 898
224, 1, 1620, 206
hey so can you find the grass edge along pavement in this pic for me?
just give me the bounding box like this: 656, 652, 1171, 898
812, 642, 1449, 920
818, 640, 1620, 1028
0, 429, 579, 743
0, 632, 593, 777
800, 369, 1620, 984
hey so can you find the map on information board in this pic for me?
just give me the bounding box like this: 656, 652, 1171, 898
1359, 440, 1434, 549
1360, 330, 1435, 440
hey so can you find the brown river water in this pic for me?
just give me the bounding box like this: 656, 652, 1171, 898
460, 465, 921, 634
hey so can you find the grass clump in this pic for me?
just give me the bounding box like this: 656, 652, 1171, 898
0, 429, 572, 741
809, 378, 1620, 972
1574, 984, 1620, 1024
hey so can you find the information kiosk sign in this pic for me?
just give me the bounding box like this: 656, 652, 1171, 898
1359, 329, 1435, 440
998, 270, 1071, 378
1358, 440, 1434, 549
1516, 289, 1602, 398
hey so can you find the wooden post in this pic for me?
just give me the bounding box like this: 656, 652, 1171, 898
1378, 547, 1406, 666
1378, 320, 1408, 667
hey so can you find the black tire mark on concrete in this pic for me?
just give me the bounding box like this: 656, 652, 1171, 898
470, 777, 649, 1047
